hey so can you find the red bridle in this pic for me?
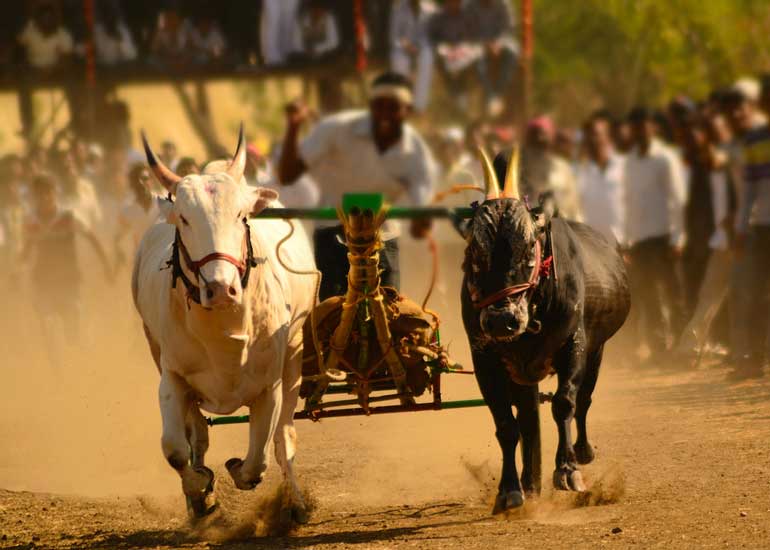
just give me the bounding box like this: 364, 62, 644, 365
179, 234, 248, 281
473, 239, 552, 310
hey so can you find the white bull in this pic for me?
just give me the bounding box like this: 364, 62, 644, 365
131, 128, 315, 520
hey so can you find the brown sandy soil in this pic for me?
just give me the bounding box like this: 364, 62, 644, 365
2, 236, 770, 550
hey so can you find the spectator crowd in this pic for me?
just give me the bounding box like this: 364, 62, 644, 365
3, 1, 520, 124
1, 1, 769, 382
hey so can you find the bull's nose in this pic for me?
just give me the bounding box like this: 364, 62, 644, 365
204, 281, 241, 308
484, 310, 523, 339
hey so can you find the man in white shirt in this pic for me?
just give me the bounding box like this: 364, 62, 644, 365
574, 115, 625, 245
17, 3, 73, 70
278, 72, 437, 299
624, 107, 688, 357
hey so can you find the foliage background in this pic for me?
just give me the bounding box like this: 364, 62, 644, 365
531, 0, 770, 122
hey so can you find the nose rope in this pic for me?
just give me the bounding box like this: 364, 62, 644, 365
473, 239, 544, 310
168, 218, 256, 306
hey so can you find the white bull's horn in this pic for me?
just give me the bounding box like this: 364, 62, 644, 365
141, 130, 182, 193
477, 146, 500, 200
502, 145, 520, 199
226, 123, 247, 184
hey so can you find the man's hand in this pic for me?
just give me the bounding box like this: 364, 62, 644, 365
410, 218, 433, 239
285, 100, 310, 130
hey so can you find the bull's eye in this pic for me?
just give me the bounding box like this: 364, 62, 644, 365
180, 215, 190, 226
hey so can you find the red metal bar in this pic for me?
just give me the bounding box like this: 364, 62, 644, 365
353, 0, 368, 73
520, 0, 533, 121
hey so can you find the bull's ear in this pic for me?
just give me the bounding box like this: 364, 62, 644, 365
157, 196, 177, 223
531, 192, 557, 233
245, 186, 279, 215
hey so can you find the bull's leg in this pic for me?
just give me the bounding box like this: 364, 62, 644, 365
511, 382, 541, 497
473, 349, 524, 514
158, 367, 215, 517
226, 381, 282, 490
184, 404, 216, 517
574, 344, 603, 465
274, 342, 308, 523
551, 328, 588, 492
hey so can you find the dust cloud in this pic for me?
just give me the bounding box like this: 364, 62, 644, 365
0, 221, 627, 521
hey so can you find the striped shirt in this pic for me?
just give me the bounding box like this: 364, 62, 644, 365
736, 125, 770, 232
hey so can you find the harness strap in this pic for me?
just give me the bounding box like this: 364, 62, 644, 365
473, 235, 555, 310
169, 219, 255, 306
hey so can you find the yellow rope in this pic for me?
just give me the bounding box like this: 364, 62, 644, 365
275, 219, 325, 375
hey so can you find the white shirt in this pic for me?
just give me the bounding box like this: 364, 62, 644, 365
574, 153, 625, 245
18, 21, 73, 69
299, 110, 437, 233
94, 22, 137, 65
624, 139, 687, 248
119, 198, 161, 253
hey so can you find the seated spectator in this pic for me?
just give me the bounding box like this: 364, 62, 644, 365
290, 0, 340, 62
467, 0, 519, 118
261, 0, 300, 66
17, 0, 73, 71
389, 0, 435, 113
427, 0, 481, 114
184, 14, 227, 66
149, 9, 188, 68
93, 3, 137, 66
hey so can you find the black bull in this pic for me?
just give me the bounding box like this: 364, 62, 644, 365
459, 157, 630, 514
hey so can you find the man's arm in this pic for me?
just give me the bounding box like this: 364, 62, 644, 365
278, 102, 310, 185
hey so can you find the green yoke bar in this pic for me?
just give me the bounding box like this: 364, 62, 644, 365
206, 398, 487, 426
253, 206, 475, 220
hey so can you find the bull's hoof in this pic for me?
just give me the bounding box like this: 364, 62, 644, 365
182, 465, 215, 495
292, 504, 310, 524
225, 458, 262, 490
553, 467, 586, 492
182, 466, 216, 520
186, 493, 218, 520
574, 441, 595, 465
492, 490, 524, 514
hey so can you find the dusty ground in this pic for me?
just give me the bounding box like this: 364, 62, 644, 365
2, 238, 770, 550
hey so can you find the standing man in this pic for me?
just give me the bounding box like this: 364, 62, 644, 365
518, 116, 582, 221
729, 77, 770, 378
574, 115, 626, 245
278, 71, 437, 300
624, 107, 688, 361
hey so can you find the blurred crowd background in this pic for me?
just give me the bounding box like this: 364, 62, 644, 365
1, 0, 770, 380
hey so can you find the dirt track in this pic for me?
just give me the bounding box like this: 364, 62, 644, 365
2, 239, 770, 549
